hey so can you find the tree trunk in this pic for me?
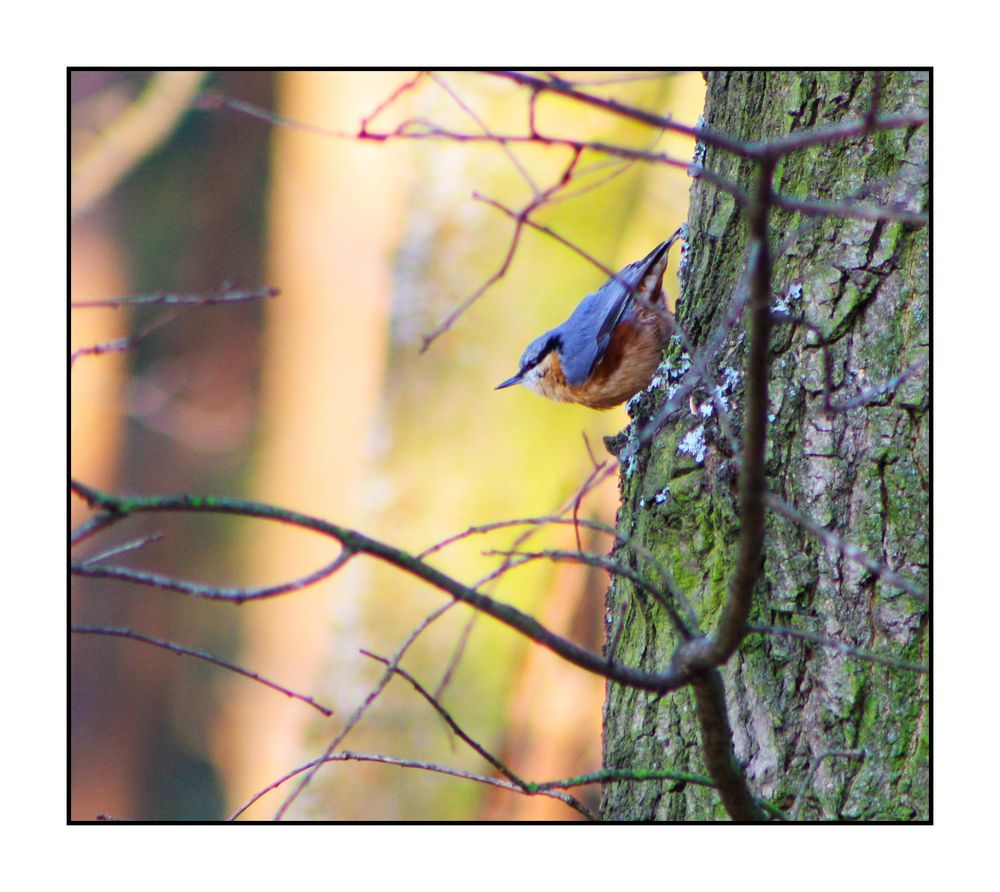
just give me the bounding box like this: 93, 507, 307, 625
601, 71, 929, 821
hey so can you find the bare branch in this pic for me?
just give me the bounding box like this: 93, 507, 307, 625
70, 480, 693, 694
79, 533, 164, 565
432, 612, 478, 704
70, 510, 121, 546
358, 72, 427, 133
72, 626, 334, 715
195, 90, 353, 139
71, 286, 279, 366
549, 72, 694, 88
487, 70, 751, 157
747, 624, 927, 673
429, 72, 539, 197
419, 149, 583, 351
790, 749, 868, 821
485, 547, 694, 639
266, 600, 457, 820
78, 71, 928, 823
362, 648, 529, 780
531, 764, 718, 792
418, 210, 525, 353
770, 192, 927, 226
473, 190, 614, 276
709, 159, 777, 664
71, 309, 182, 366
71, 285, 279, 309
72, 551, 353, 604
235, 749, 596, 821
486, 70, 926, 162
690, 669, 769, 821
766, 493, 926, 601
197, 85, 756, 214
759, 113, 927, 159
831, 355, 928, 412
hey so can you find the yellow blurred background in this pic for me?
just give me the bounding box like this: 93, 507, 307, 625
70, 70, 704, 820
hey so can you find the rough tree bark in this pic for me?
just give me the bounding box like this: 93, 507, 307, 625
601, 71, 929, 821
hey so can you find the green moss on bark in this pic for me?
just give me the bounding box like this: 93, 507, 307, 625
601, 71, 928, 822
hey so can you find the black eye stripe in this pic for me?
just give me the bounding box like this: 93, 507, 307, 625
521, 335, 561, 372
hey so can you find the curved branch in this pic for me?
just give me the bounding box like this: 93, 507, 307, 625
689, 669, 768, 821
420, 514, 699, 631
71, 480, 692, 695
707, 159, 776, 666
362, 648, 534, 791
233, 750, 596, 821
71, 626, 333, 715
487, 70, 750, 156
273, 600, 457, 820
484, 547, 694, 639
72, 551, 352, 603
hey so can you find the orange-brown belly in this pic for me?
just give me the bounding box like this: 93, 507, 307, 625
565, 312, 671, 409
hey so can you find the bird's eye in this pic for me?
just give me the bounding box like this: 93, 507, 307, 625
522, 336, 560, 374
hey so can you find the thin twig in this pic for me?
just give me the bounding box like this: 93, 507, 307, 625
72, 550, 353, 604
418, 212, 525, 353
70, 511, 121, 546
200, 85, 721, 182
747, 624, 927, 673
789, 748, 868, 821
484, 547, 693, 639
419, 148, 582, 351
79, 534, 164, 565
433, 612, 477, 704
72, 626, 333, 716
267, 600, 457, 820
71, 286, 279, 309
71, 287, 279, 366
487, 70, 750, 156
429, 72, 539, 197
533, 765, 715, 791
832, 355, 928, 412
361, 652, 528, 788
573, 451, 609, 553
765, 493, 926, 601
71, 480, 693, 695
70, 309, 183, 365
235, 750, 596, 821
358, 72, 427, 133
195, 91, 353, 139
422, 514, 698, 631
771, 193, 927, 226
548, 72, 691, 87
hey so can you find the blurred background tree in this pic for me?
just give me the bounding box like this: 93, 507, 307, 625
70, 70, 703, 820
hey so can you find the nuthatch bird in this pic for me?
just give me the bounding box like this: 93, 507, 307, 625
496, 228, 684, 409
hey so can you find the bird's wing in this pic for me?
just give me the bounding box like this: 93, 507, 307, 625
559, 228, 685, 387
593, 241, 669, 357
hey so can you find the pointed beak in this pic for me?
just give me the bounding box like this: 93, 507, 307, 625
495, 372, 523, 390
